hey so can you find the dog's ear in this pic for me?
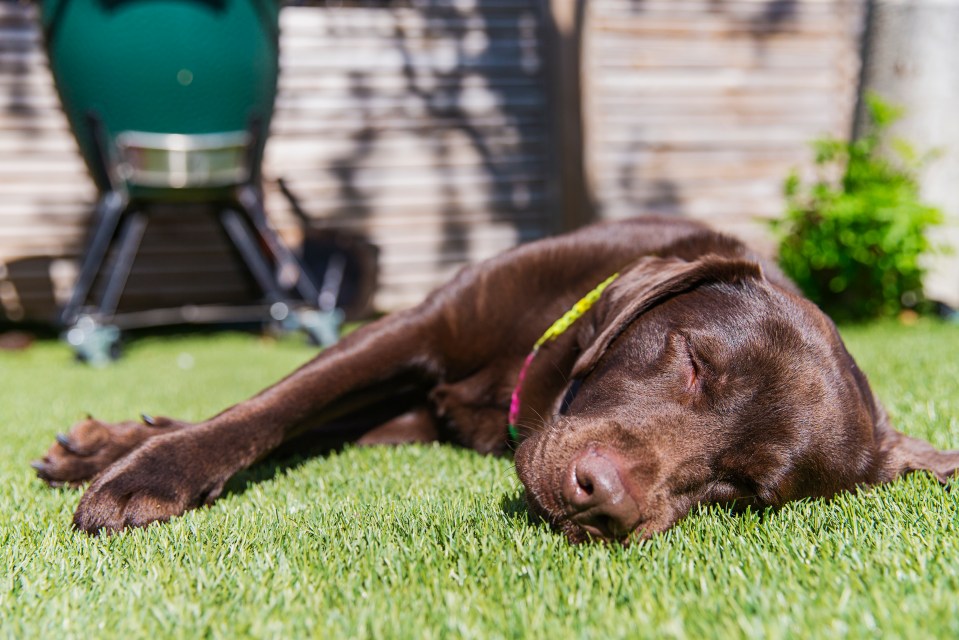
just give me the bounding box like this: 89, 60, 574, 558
878, 426, 959, 485
571, 255, 763, 379
842, 355, 959, 484
839, 335, 959, 486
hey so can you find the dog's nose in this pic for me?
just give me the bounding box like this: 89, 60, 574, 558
562, 449, 641, 540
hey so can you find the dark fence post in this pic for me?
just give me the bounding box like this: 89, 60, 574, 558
542, 0, 594, 233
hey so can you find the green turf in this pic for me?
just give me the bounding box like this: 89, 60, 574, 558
2, 323, 959, 639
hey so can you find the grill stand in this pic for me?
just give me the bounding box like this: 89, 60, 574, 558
58, 118, 343, 365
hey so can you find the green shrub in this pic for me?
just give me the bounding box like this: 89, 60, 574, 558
772, 95, 942, 322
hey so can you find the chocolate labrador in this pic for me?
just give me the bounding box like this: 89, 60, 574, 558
33, 217, 959, 542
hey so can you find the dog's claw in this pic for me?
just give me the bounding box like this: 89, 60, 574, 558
56, 433, 77, 452
31, 459, 63, 486
36, 416, 192, 489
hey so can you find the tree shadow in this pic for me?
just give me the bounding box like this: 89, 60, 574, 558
300, 0, 551, 277
590, 0, 805, 221
615, 137, 683, 218
391, 2, 546, 263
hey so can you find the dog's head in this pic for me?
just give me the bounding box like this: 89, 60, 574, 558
514, 254, 885, 543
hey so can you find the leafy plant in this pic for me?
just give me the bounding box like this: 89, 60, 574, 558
772, 94, 942, 322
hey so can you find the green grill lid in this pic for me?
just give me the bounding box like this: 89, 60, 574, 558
40, 0, 280, 190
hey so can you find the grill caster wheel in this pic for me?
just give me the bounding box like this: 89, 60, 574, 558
64, 317, 122, 367
269, 302, 343, 347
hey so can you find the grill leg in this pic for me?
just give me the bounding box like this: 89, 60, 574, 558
218, 207, 285, 302
236, 184, 322, 305
58, 190, 128, 327
98, 210, 148, 318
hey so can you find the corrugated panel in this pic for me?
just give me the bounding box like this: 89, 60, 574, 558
0, 0, 868, 323
0, 3, 95, 322
0, 0, 553, 321
262, 1, 554, 311
584, 0, 866, 249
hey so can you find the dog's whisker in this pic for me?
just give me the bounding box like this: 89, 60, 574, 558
548, 360, 571, 384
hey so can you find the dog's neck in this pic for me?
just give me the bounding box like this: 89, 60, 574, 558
507, 273, 619, 442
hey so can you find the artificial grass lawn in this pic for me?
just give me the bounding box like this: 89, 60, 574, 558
2, 322, 959, 639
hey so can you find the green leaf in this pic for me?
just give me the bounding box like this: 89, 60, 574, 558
769, 95, 942, 322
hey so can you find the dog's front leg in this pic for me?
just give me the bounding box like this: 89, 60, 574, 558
72, 306, 447, 534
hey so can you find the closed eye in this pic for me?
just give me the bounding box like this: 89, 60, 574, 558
666, 331, 705, 394
559, 378, 582, 415
681, 333, 702, 392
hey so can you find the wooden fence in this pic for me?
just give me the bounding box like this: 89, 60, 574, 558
583, 0, 865, 247
0, 0, 866, 323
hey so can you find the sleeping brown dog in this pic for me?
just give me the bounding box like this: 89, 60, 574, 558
33, 217, 959, 542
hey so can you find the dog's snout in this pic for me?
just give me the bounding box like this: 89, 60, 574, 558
562, 449, 642, 540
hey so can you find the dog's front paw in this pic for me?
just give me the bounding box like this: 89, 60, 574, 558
72, 434, 226, 535
31, 415, 188, 487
